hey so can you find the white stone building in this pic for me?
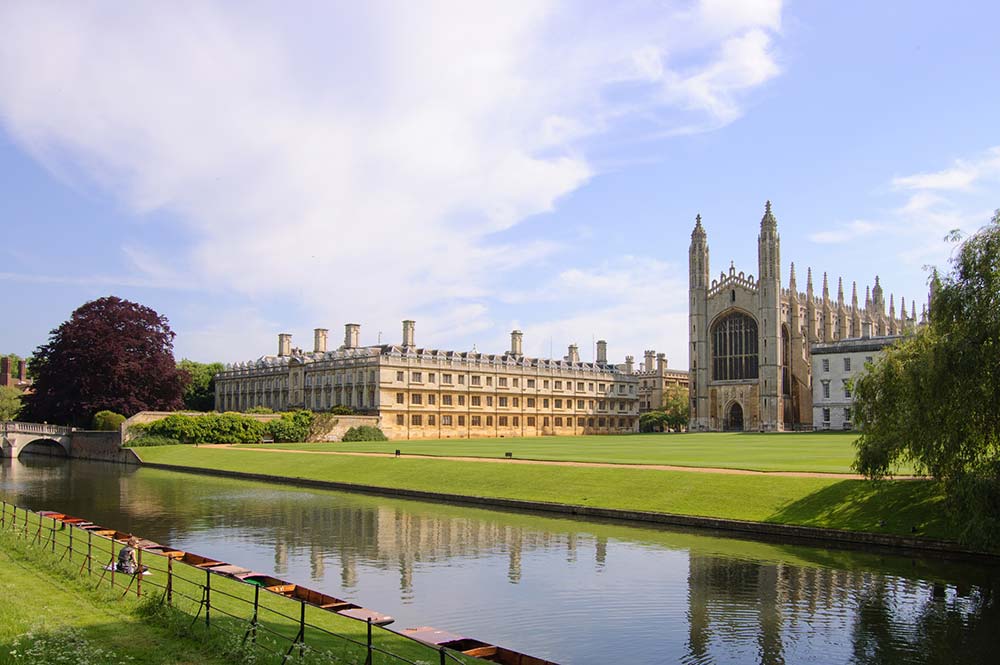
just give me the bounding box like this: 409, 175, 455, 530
810, 335, 901, 430
215, 321, 640, 439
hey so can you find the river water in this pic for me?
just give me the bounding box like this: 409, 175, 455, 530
1, 456, 997, 664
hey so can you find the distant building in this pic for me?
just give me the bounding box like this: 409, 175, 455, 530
0, 357, 31, 392
215, 321, 640, 439
635, 349, 689, 413
689, 201, 921, 432
810, 335, 901, 430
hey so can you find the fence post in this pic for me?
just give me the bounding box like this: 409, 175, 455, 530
439, 646, 447, 665
299, 600, 306, 657
1, 500, 5, 528
365, 617, 373, 665
10, 504, 15, 531
51, 517, 57, 553
67, 524, 73, 561
250, 584, 259, 644
205, 569, 211, 628
167, 556, 173, 606
87, 531, 93, 576
136, 547, 142, 597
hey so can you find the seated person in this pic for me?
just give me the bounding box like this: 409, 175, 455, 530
116, 536, 140, 574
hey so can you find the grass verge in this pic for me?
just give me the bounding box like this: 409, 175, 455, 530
138, 445, 953, 542
244, 431, 915, 474
0, 507, 473, 665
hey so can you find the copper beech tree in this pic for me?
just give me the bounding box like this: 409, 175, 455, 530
22, 296, 188, 426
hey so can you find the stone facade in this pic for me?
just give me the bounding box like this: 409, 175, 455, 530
636, 350, 689, 412
689, 202, 920, 432
215, 322, 640, 440
810, 336, 901, 430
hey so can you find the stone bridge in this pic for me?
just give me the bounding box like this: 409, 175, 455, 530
1, 421, 73, 458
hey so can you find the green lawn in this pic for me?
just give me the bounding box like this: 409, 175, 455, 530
246, 431, 912, 475
138, 445, 952, 542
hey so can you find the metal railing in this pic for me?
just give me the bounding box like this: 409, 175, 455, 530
0, 500, 470, 665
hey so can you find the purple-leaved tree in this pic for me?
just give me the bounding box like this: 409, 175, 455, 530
22, 296, 188, 426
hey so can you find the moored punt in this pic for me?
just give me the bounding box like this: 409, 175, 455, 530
238, 574, 394, 626
209, 564, 254, 577
403, 627, 558, 665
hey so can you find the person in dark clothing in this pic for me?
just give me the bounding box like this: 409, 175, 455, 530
116, 536, 140, 574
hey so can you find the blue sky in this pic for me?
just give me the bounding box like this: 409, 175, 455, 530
2, 1, 998, 368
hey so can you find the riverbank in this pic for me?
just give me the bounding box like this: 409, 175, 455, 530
136, 445, 992, 557
0, 529, 236, 665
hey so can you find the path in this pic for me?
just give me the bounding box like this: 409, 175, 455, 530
200, 444, 906, 479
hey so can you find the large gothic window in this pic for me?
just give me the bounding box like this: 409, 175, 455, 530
712, 312, 759, 381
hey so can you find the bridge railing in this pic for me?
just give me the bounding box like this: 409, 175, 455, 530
0, 501, 473, 665
2, 421, 71, 436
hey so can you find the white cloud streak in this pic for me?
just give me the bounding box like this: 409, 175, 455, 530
0, 1, 783, 361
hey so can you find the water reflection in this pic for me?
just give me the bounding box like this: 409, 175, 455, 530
2, 456, 998, 664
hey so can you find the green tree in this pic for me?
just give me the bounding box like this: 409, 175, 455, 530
853, 210, 1000, 546
177, 359, 224, 411
0, 386, 23, 421
662, 385, 690, 432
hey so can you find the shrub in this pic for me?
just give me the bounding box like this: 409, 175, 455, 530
144, 412, 265, 443
246, 406, 274, 414
125, 434, 181, 447
341, 425, 387, 442
329, 405, 354, 415
266, 410, 314, 443
92, 410, 126, 431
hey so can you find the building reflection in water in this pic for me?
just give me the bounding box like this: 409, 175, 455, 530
2, 458, 998, 665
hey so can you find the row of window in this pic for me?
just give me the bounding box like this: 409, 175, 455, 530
819, 380, 852, 399
394, 392, 631, 411
394, 414, 634, 428
820, 355, 874, 373
393, 371, 630, 393
821, 407, 851, 422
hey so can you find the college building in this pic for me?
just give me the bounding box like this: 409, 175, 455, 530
810, 335, 901, 430
215, 322, 641, 439
689, 201, 919, 432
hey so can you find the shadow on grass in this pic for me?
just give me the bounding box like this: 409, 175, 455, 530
766, 479, 952, 540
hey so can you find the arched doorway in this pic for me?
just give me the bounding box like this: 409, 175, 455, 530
725, 402, 744, 431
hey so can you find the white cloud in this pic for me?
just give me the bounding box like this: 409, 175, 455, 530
809, 220, 880, 244
0, 1, 783, 361
891, 146, 1000, 192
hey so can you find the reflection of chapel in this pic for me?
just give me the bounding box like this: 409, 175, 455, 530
688, 202, 919, 432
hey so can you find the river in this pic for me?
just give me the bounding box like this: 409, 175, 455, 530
1, 456, 997, 664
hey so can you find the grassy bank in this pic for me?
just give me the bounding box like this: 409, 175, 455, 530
0, 528, 236, 665
138, 445, 952, 541
0, 505, 476, 665
247, 431, 914, 474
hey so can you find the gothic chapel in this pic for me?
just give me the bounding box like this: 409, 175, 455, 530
688, 202, 918, 431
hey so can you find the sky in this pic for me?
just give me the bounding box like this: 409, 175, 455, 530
1, 1, 998, 368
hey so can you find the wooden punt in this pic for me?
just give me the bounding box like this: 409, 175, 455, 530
162, 551, 226, 568
403, 627, 558, 665
237, 574, 394, 626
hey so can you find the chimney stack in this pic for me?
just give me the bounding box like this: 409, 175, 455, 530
625, 355, 635, 374
567, 344, 580, 364
343, 323, 360, 349
17, 360, 26, 381
402, 320, 416, 348
510, 330, 523, 356
596, 340, 608, 364
644, 350, 655, 373
313, 328, 328, 354
657, 353, 666, 373
0, 357, 9, 387
278, 333, 292, 357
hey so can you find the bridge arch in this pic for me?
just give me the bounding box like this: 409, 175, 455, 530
18, 438, 70, 458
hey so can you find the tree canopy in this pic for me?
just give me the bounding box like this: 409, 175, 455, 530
21, 296, 188, 426
0, 386, 22, 421
178, 359, 224, 411
853, 210, 1000, 545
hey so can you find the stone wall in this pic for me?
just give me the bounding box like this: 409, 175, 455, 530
310, 415, 382, 441
69, 431, 141, 465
